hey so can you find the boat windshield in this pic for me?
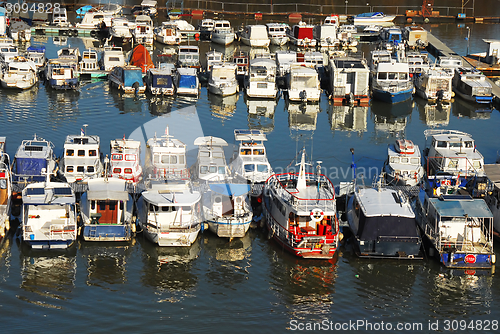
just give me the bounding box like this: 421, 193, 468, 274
292, 76, 317, 89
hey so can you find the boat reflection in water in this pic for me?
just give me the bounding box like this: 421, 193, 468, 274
147, 96, 174, 116
210, 41, 237, 62
453, 97, 494, 119
245, 96, 276, 132
328, 104, 368, 136
46, 87, 80, 117
208, 92, 239, 123
371, 99, 412, 141
414, 97, 451, 128
288, 101, 320, 131
109, 86, 146, 114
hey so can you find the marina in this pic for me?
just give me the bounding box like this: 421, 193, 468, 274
2, 1, 500, 332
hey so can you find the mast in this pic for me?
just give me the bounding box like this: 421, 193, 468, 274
296, 149, 307, 191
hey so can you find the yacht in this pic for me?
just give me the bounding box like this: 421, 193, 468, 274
233, 51, 249, 78
199, 18, 215, 38
108, 65, 146, 94
238, 25, 270, 47
287, 63, 321, 102
353, 12, 396, 25
208, 62, 238, 96
382, 139, 424, 186
145, 63, 176, 96
371, 60, 413, 103
314, 24, 338, 48
76, 11, 114, 30
266, 23, 289, 46
109, 17, 133, 46
211, 20, 235, 46
12, 135, 57, 185
155, 21, 182, 45
109, 138, 143, 184
9, 20, 31, 42
0, 57, 38, 90
288, 21, 316, 48
200, 50, 223, 82
191, 136, 231, 182
246, 57, 277, 98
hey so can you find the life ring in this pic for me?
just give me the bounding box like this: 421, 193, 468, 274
310, 208, 324, 222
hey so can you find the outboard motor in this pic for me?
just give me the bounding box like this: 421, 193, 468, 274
436, 89, 444, 102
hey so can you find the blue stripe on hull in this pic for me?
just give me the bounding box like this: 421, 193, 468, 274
26, 239, 75, 249
82, 225, 131, 241
372, 88, 413, 103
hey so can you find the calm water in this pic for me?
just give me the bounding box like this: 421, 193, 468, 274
1, 19, 500, 333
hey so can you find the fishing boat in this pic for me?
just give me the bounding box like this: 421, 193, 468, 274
21, 180, 77, 250
229, 129, 273, 184
0, 137, 11, 239
109, 17, 133, 46
265, 23, 289, 46
371, 60, 413, 103
288, 22, 316, 48
79, 177, 135, 241
12, 135, 57, 185
191, 136, 231, 182
453, 67, 493, 104
101, 46, 126, 72
8, 20, 31, 42
132, 15, 154, 45
138, 178, 202, 246
329, 56, 370, 106
346, 177, 422, 259
78, 49, 107, 80
238, 25, 270, 47
155, 21, 182, 45
353, 12, 396, 25
263, 149, 339, 259
246, 57, 277, 99
208, 62, 238, 96
233, 51, 249, 78
45, 58, 79, 90
109, 138, 143, 184
211, 20, 235, 46
129, 44, 154, 73
382, 139, 424, 186
0, 56, 38, 90
26, 46, 47, 74
403, 26, 428, 49
176, 45, 200, 69
145, 63, 175, 96
175, 67, 199, 96
414, 67, 454, 102
286, 63, 321, 102
108, 65, 146, 94
60, 125, 104, 183
413, 190, 495, 269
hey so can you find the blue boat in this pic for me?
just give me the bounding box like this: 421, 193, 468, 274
413, 191, 495, 269
371, 61, 413, 103
12, 135, 58, 185
45, 58, 79, 90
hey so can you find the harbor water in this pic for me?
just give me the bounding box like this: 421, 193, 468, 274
1, 18, 500, 333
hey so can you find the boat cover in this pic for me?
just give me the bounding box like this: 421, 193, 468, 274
130, 45, 154, 73
86, 178, 129, 201
27, 46, 46, 53
358, 215, 419, 240
178, 75, 197, 88
124, 68, 144, 87
429, 197, 493, 218
153, 74, 173, 88
15, 158, 47, 175
209, 183, 251, 197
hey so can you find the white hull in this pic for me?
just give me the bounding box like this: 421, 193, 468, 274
288, 88, 320, 102
208, 82, 238, 96
177, 87, 199, 96
1, 77, 37, 90
145, 226, 200, 246
240, 37, 270, 47
207, 214, 252, 238
212, 33, 235, 45
155, 35, 181, 45
270, 36, 289, 46
354, 17, 396, 25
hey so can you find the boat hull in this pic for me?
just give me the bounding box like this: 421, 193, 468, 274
208, 82, 238, 96
48, 78, 79, 90
372, 87, 413, 103
82, 224, 132, 242
25, 239, 76, 250
144, 225, 200, 247
350, 235, 422, 259
207, 213, 252, 238
270, 36, 288, 46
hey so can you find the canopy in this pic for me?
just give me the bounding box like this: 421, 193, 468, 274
86, 178, 129, 201
209, 183, 251, 197
429, 197, 493, 218
123, 68, 144, 87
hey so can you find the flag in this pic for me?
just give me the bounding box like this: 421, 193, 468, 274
81, 128, 84, 136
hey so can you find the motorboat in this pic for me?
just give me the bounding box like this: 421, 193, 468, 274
208, 62, 238, 96
245, 57, 277, 98
363, 25, 382, 34
21, 180, 77, 250
324, 15, 339, 26
155, 21, 182, 45
132, 0, 157, 17
337, 25, 358, 48
314, 24, 338, 48
406, 51, 431, 77
78, 49, 107, 80
108, 65, 146, 94
265, 23, 289, 46
145, 63, 175, 96
403, 26, 428, 49
109, 17, 133, 46
0, 42, 19, 63
211, 20, 235, 46
176, 45, 200, 69
379, 26, 403, 51
109, 138, 143, 184
26, 46, 47, 73
229, 129, 273, 184
328, 56, 370, 106
60, 125, 103, 183
57, 47, 80, 64
200, 50, 223, 82
382, 139, 424, 186
286, 63, 321, 102
0, 56, 38, 90
238, 25, 270, 47
353, 12, 396, 26
132, 15, 154, 46
101, 46, 126, 72
233, 51, 249, 78
371, 60, 413, 103
263, 150, 339, 259
191, 136, 231, 182
9, 20, 31, 42
288, 21, 316, 48
414, 67, 454, 102
276, 50, 296, 86
0, 137, 11, 239
369, 49, 392, 73
76, 11, 114, 30
199, 18, 215, 39
175, 67, 199, 96
453, 67, 493, 104
79, 178, 135, 241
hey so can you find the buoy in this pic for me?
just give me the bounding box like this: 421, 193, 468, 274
407, 17, 413, 23
424, 18, 430, 23
194, 33, 200, 41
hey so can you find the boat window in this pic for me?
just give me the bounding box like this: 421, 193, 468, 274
153, 154, 160, 164
149, 204, 159, 211
436, 141, 447, 148
109, 203, 116, 211
161, 155, 170, 163
388, 72, 398, 80
113, 168, 121, 173
66, 149, 74, 156
449, 142, 462, 148
257, 164, 269, 172
125, 154, 136, 161
464, 141, 473, 148
241, 148, 252, 155
66, 166, 74, 173
218, 167, 226, 174
179, 155, 185, 164
91, 200, 95, 210
257, 83, 267, 89
214, 197, 221, 203
200, 166, 208, 174
244, 164, 255, 172
399, 72, 408, 80
254, 149, 264, 155
112, 154, 122, 160
401, 157, 409, 164
87, 166, 94, 173
411, 158, 420, 164
473, 160, 482, 169
390, 157, 399, 164
160, 206, 170, 212
120, 201, 124, 210
170, 155, 177, 164
109, 57, 120, 62
78, 150, 85, 157
209, 166, 217, 173
77, 166, 85, 172
448, 159, 458, 168
54, 187, 72, 196
89, 150, 97, 157
124, 168, 132, 174
378, 72, 387, 80
99, 202, 106, 211
182, 206, 191, 211
0, 179, 5, 189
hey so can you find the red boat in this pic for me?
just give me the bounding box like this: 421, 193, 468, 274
129, 44, 154, 73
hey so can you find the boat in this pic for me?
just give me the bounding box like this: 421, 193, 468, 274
57, 47, 80, 63
175, 67, 199, 96
345, 177, 422, 259
229, 129, 273, 184
245, 57, 277, 99
0, 56, 38, 90
382, 139, 424, 186
176, 45, 200, 69
129, 44, 154, 73
324, 15, 339, 26
108, 65, 146, 94
453, 67, 494, 104
265, 23, 289, 46
78, 49, 107, 80
379, 26, 403, 51
237, 25, 270, 47
413, 190, 495, 269
109, 17, 133, 46
199, 18, 215, 39
109, 138, 143, 184
100, 46, 126, 72
297, 51, 326, 82
21, 180, 77, 250
26, 46, 47, 74
314, 24, 338, 48
132, 15, 154, 46
276, 50, 296, 86
263, 149, 339, 259
155, 21, 182, 45
233, 51, 249, 78
200, 50, 223, 82
0, 137, 11, 239
132, 0, 157, 17
406, 51, 431, 77
337, 25, 358, 48
288, 22, 316, 48
45, 58, 79, 90
191, 136, 231, 182
8, 20, 31, 42
414, 67, 454, 102
0, 42, 19, 63
145, 63, 175, 96
76, 11, 114, 30
208, 62, 238, 96
11, 134, 57, 185
371, 60, 413, 103
60, 125, 104, 183
51, 8, 71, 27
363, 25, 382, 34
329, 56, 370, 106
138, 178, 202, 246
79, 177, 135, 241
169, 19, 196, 40
211, 20, 235, 46
353, 12, 396, 26
286, 63, 321, 102
403, 26, 428, 49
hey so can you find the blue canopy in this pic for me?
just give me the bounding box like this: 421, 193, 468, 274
209, 183, 251, 197
27, 46, 46, 53
77, 5, 94, 15
178, 75, 197, 89
15, 158, 47, 175
124, 69, 144, 88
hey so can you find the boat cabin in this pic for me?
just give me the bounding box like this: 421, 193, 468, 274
328, 57, 370, 106
193, 136, 230, 182
62, 129, 103, 183
101, 46, 126, 72
230, 129, 272, 183
145, 128, 189, 180
109, 138, 142, 184
177, 45, 200, 69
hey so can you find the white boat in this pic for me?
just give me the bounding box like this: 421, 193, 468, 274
414, 67, 454, 102
101, 46, 126, 72
191, 136, 231, 182
200, 50, 223, 80
238, 25, 270, 47
287, 63, 321, 102
0, 43, 19, 64
371, 60, 413, 103
133, 0, 157, 16
175, 67, 199, 96
0, 137, 11, 239
26, 46, 47, 73
208, 62, 238, 96
229, 129, 273, 184
51, 8, 71, 27
109, 138, 143, 184
57, 47, 80, 64
363, 25, 382, 34
369, 49, 392, 73
263, 150, 339, 259
108, 65, 146, 94
9, 20, 31, 42
79, 178, 135, 241
453, 67, 493, 104
353, 12, 396, 25
177, 45, 200, 69
276, 50, 296, 83
78, 49, 107, 79
324, 15, 340, 26
21, 180, 77, 250
109, 17, 133, 45
138, 179, 202, 246
132, 15, 154, 45
337, 25, 358, 48
60, 125, 104, 183
403, 26, 428, 49
329, 56, 370, 106
406, 51, 431, 77
145, 63, 175, 96
45, 58, 79, 90
76, 11, 114, 30
0, 57, 38, 90
199, 18, 215, 38
233, 51, 249, 77
382, 139, 424, 186
288, 22, 316, 48
211, 20, 235, 46
379, 26, 402, 51
314, 24, 338, 48
155, 21, 182, 45
246, 57, 277, 99
265, 23, 289, 46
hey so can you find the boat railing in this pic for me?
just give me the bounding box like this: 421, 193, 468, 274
423, 129, 471, 140
426, 155, 483, 177
437, 217, 493, 254
49, 223, 76, 240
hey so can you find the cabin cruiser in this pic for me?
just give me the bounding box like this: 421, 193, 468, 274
238, 25, 270, 47
211, 20, 235, 46
0, 57, 38, 90
155, 21, 182, 45
329, 56, 370, 106
132, 15, 154, 45
108, 66, 146, 94
175, 67, 199, 96
314, 23, 339, 48
199, 18, 215, 38
288, 22, 316, 48
353, 12, 396, 25
109, 138, 143, 184
0, 137, 11, 239
177, 45, 200, 69
383, 139, 424, 186
200, 50, 223, 82
78, 49, 107, 80
145, 63, 175, 96
276, 50, 296, 86
403, 26, 428, 49
371, 60, 413, 103
109, 17, 133, 46
208, 62, 238, 96
79, 178, 135, 241
414, 67, 453, 102
287, 63, 320, 102
191, 136, 231, 182
101, 46, 126, 72
76, 11, 114, 30
263, 150, 339, 259
453, 67, 493, 104
9, 20, 31, 42
266, 23, 289, 46
12, 135, 57, 185
27, 46, 47, 73
60, 125, 104, 183
406, 51, 431, 77
246, 57, 277, 98
233, 51, 249, 78
45, 58, 79, 90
